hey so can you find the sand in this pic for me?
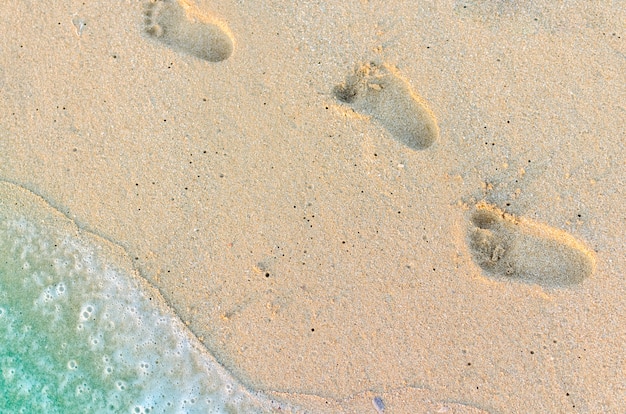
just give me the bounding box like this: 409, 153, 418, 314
1, 0, 624, 412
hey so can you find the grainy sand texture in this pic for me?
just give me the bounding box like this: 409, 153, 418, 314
1, 0, 625, 412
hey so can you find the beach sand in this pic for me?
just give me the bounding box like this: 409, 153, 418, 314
0, 0, 624, 412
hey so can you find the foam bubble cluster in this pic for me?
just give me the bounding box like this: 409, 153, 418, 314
0, 182, 294, 413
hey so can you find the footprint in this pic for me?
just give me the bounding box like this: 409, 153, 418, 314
143, 0, 234, 62
467, 202, 595, 287
333, 61, 439, 150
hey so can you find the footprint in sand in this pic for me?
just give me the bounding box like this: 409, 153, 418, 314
333, 61, 439, 150
143, 0, 234, 62
467, 202, 595, 288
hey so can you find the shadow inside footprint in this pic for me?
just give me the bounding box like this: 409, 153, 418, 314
467, 203, 595, 288
334, 62, 439, 150
143, 0, 234, 62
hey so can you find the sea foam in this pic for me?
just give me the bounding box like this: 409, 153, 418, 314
0, 181, 292, 413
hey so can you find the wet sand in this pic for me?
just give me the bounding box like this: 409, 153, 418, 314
1, 0, 624, 412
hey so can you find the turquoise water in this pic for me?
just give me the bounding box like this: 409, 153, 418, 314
0, 182, 288, 413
